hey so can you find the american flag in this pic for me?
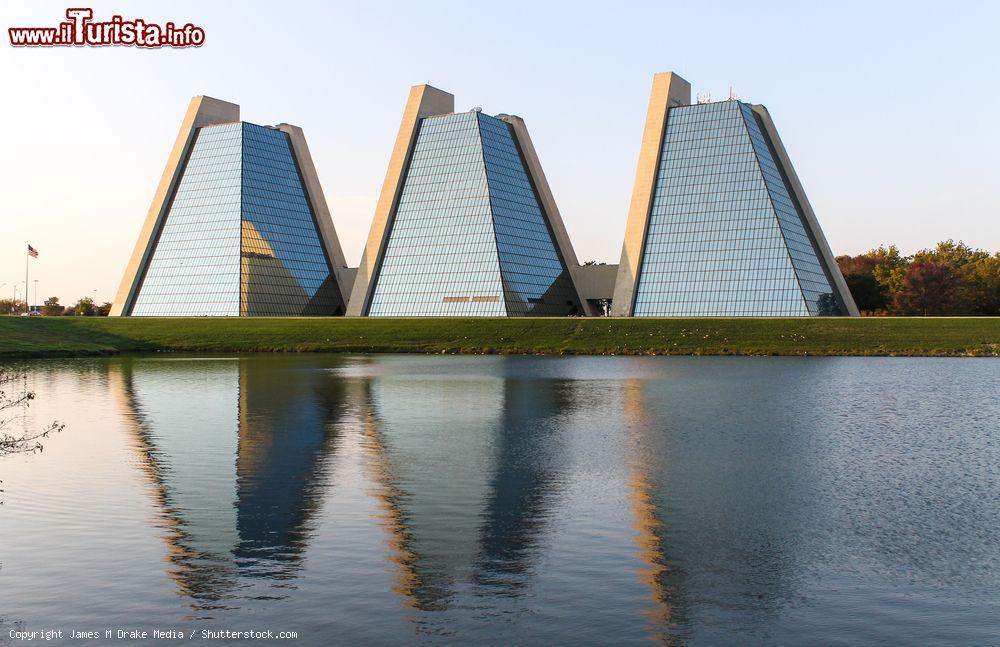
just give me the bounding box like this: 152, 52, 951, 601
27, 244, 38, 258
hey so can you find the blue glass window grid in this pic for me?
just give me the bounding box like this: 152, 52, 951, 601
633, 101, 839, 316
478, 115, 580, 316
368, 112, 580, 317
240, 124, 343, 316
368, 112, 504, 316
131, 123, 243, 316
130, 123, 342, 316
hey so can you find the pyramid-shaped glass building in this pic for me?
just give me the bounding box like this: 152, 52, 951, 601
111, 97, 349, 317
613, 73, 857, 316
348, 86, 588, 317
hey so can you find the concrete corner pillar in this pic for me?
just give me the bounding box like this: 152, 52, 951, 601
610, 72, 690, 316
110, 96, 240, 316
345, 84, 455, 316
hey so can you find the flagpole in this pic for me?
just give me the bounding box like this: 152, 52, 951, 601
25, 243, 29, 314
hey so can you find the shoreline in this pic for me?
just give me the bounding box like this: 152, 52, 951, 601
1, 317, 997, 359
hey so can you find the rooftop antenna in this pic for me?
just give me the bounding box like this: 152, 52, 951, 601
472, 106, 482, 112
728, 86, 739, 101
696, 92, 712, 104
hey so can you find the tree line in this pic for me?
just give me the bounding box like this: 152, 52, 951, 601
3, 242, 999, 318
836, 240, 1000, 316
0, 296, 111, 316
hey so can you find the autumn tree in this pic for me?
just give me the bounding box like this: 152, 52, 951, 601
909, 241, 996, 315
0, 299, 26, 315
71, 296, 95, 316
836, 245, 907, 313
839, 241, 998, 316
961, 254, 1000, 315
893, 262, 960, 316
42, 296, 63, 316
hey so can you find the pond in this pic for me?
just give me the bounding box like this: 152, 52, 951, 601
1, 355, 998, 645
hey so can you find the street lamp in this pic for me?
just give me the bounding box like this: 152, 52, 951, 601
33, 279, 38, 312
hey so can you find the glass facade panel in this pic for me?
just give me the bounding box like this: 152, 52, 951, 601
368, 112, 503, 316
479, 115, 581, 316
132, 124, 243, 316
240, 124, 343, 316
634, 101, 827, 316
130, 122, 342, 316
368, 111, 580, 317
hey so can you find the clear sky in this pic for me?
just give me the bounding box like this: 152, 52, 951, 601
1, 0, 998, 305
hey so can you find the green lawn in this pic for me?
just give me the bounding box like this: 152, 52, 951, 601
0, 316, 997, 358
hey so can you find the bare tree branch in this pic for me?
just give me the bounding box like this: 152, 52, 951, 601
0, 370, 63, 457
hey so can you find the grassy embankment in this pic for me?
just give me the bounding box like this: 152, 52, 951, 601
0, 316, 997, 358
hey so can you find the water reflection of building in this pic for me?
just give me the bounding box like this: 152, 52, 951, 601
621, 377, 681, 636
107, 356, 344, 610
358, 360, 571, 612
473, 378, 573, 592
620, 365, 800, 642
